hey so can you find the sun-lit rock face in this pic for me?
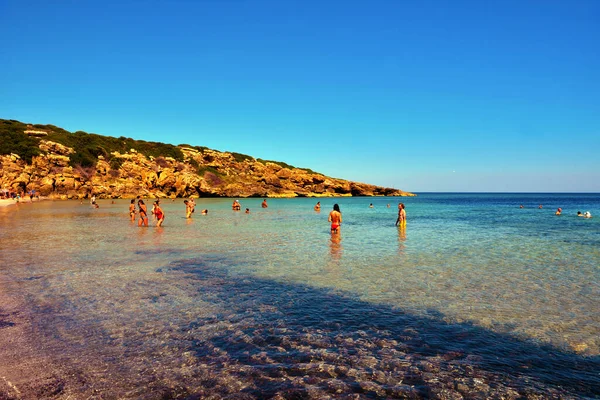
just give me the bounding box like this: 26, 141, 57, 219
0, 140, 415, 199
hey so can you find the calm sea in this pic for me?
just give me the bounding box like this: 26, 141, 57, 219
0, 193, 598, 398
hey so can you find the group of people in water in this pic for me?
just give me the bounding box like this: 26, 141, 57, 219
520, 204, 593, 218
125, 197, 409, 232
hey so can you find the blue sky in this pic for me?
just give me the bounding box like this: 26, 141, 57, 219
1, 0, 599, 192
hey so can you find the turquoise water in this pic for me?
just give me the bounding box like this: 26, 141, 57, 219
0, 193, 598, 398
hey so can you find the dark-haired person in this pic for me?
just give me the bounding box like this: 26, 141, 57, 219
138, 200, 149, 227
261, 199, 268, 208
154, 201, 165, 227
314, 201, 321, 212
395, 203, 406, 227
184, 200, 193, 219
328, 204, 342, 234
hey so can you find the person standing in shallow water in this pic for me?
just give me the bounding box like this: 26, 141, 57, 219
314, 201, 321, 212
129, 199, 136, 221
395, 203, 406, 227
138, 199, 149, 227
261, 199, 268, 208
328, 204, 342, 234
154, 201, 165, 227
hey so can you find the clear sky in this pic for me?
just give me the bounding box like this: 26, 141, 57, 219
1, 0, 599, 192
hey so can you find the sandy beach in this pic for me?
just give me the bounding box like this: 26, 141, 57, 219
0, 199, 17, 207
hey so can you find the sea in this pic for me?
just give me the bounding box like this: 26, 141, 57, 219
0, 193, 598, 399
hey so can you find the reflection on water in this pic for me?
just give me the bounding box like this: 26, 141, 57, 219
329, 232, 342, 261
0, 195, 599, 398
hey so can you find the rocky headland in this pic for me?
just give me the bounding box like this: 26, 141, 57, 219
0, 119, 414, 199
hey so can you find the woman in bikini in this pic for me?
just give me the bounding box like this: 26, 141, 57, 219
129, 199, 136, 221
328, 204, 342, 234
154, 201, 165, 227
138, 199, 149, 227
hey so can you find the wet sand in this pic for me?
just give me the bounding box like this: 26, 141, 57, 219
0, 199, 17, 207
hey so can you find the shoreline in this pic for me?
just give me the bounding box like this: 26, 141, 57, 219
0, 199, 17, 207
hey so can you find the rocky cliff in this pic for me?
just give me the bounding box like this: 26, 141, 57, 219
0, 120, 414, 199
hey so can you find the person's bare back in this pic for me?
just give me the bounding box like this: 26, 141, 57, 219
328, 204, 342, 233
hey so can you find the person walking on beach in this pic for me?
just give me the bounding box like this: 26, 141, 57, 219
129, 200, 136, 221
328, 204, 342, 234
262, 199, 268, 208
138, 199, 149, 227
395, 203, 406, 227
154, 201, 165, 227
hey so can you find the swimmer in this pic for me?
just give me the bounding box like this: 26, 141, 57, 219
154, 201, 164, 227
129, 199, 136, 221
261, 199, 268, 208
245, 208, 250, 214
151, 201, 157, 221
138, 199, 149, 227
328, 204, 342, 233
395, 203, 406, 226
232, 199, 241, 211
369, 203, 374, 208
584, 211, 592, 218
184, 200, 193, 219
555, 207, 562, 216
188, 198, 196, 214
201, 209, 208, 215
314, 201, 321, 212
577, 211, 583, 217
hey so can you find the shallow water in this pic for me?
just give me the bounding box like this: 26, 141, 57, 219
0, 194, 598, 398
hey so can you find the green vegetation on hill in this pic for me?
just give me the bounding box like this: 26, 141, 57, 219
0, 119, 183, 167
0, 120, 42, 163
0, 118, 320, 174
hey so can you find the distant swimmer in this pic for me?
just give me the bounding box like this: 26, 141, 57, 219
154, 201, 165, 227
201, 209, 208, 215
245, 208, 250, 214
584, 211, 592, 218
538, 204, 543, 209
314, 201, 321, 212
261, 199, 268, 208
387, 204, 390, 208
395, 203, 406, 226
232, 199, 241, 211
520, 205, 524, 209
555, 207, 562, 216
138, 199, 149, 227
577, 211, 584, 217
369, 203, 374, 208
328, 204, 342, 234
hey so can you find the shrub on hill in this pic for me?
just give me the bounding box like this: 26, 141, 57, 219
0, 120, 41, 163
0, 119, 184, 167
